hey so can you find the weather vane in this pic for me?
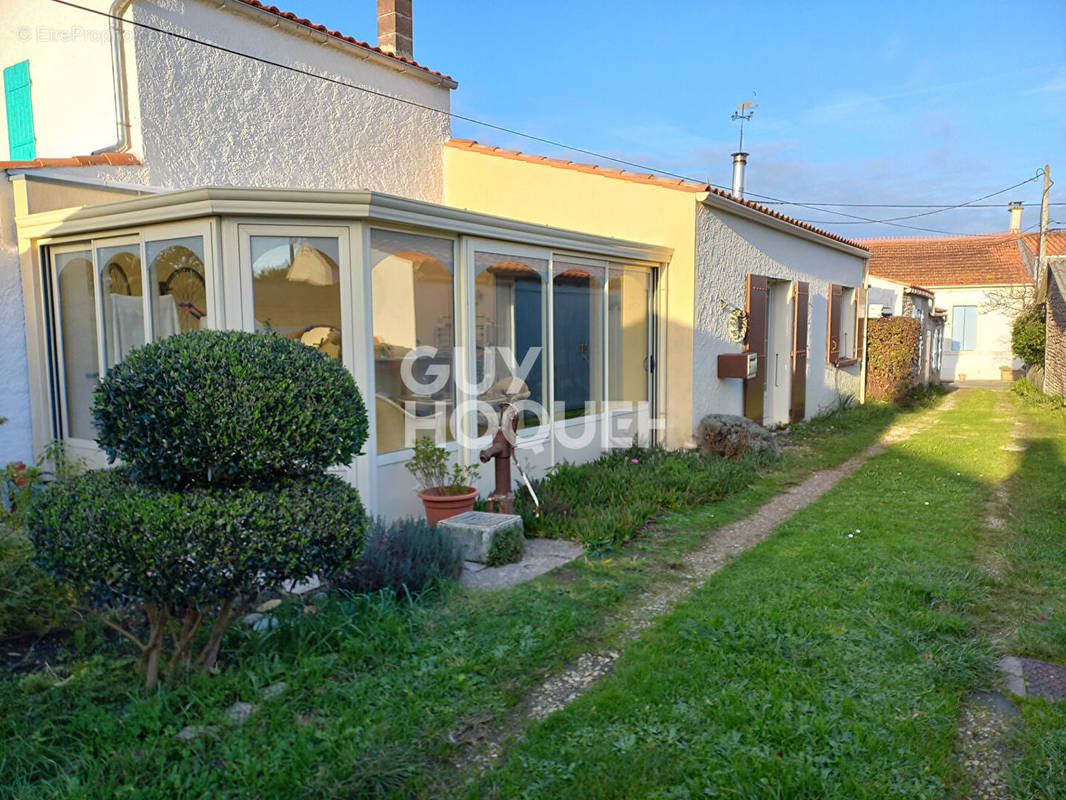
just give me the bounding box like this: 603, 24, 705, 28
731, 93, 758, 152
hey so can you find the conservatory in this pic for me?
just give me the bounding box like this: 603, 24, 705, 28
15, 188, 668, 518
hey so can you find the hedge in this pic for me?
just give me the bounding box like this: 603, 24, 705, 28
865, 316, 921, 403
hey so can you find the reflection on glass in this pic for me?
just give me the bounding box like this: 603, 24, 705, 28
98, 243, 143, 367
370, 230, 455, 453
553, 262, 603, 418
54, 251, 98, 439
475, 252, 547, 430
147, 235, 207, 338
251, 236, 342, 359
608, 267, 650, 405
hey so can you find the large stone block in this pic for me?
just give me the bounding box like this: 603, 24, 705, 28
438, 511, 525, 565
697, 413, 782, 460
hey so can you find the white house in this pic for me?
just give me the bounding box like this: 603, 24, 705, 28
862, 211, 1040, 382
4, 0, 869, 521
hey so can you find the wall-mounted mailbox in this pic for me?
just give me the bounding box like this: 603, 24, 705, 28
718, 351, 758, 380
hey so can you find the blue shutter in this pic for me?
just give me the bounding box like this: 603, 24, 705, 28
963, 306, 978, 351
951, 305, 978, 351
4, 60, 36, 160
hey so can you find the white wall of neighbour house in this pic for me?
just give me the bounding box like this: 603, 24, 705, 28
693, 206, 865, 429
936, 286, 1023, 381
867, 276, 905, 317
0, 0, 118, 160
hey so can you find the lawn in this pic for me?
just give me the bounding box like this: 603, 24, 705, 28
995, 386, 1066, 798
0, 402, 902, 799
477, 390, 1015, 799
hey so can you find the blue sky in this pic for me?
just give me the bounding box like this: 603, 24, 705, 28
323, 1, 1064, 238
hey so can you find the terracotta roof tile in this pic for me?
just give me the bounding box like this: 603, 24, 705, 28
857, 231, 1066, 287
234, 0, 455, 84
0, 153, 141, 169
445, 139, 866, 251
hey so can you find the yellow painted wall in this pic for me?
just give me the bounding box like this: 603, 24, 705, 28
443, 146, 700, 448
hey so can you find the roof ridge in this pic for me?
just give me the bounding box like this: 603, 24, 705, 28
234, 0, 455, 84
445, 139, 867, 252
856, 231, 1022, 243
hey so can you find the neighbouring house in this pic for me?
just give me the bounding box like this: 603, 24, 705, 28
443, 139, 870, 444
866, 276, 945, 383
3, 0, 868, 520
861, 207, 1055, 382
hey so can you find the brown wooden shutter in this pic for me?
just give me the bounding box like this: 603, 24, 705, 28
855, 286, 868, 362
827, 283, 842, 365
790, 281, 809, 423
743, 274, 768, 422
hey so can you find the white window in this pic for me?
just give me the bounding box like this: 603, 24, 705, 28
48, 223, 215, 442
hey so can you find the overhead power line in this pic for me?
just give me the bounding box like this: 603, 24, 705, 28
46, 0, 1051, 237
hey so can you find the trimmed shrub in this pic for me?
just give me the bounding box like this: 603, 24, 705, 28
1012, 304, 1046, 367
29, 469, 365, 684
92, 331, 368, 486
338, 517, 463, 594
30, 331, 370, 689
865, 317, 921, 403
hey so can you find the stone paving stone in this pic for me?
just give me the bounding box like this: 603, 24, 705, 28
1020, 657, 1066, 700
460, 538, 584, 590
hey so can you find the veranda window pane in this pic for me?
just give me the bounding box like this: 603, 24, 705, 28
608, 267, 650, 404
474, 251, 548, 429
98, 243, 143, 368
146, 235, 208, 338
370, 230, 455, 453
54, 250, 98, 439
250, 236, 342, 358
552, 261, 603, 418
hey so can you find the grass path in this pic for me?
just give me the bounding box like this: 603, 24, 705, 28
459, 391, 968, 779
475, 389, 1019, 799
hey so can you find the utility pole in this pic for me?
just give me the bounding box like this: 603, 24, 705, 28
1038, 163, 1050, 299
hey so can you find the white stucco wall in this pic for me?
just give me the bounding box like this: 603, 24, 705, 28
934, 286, 1023, 381
0, 183, 33, 462
867, 276, 905, 317
0, 0, 118, 160
124, 0, 451, 199
693, 205, 866, 430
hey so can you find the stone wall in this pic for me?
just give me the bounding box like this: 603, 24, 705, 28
1046, 265, 1066, 397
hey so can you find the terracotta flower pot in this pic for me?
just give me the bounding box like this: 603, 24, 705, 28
418, 486, 479, 526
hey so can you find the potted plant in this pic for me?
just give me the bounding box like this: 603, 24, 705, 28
405, 437, 480, 525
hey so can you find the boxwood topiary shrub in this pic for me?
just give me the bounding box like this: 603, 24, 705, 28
93, 330, 368, 486
29, 331, 369, 689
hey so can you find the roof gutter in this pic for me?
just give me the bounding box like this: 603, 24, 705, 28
92, 0, 133, 155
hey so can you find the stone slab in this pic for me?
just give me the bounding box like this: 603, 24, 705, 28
461, 538, 584, 590
438, 511, 523, 564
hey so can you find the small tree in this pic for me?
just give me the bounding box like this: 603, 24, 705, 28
1011, 303, 1046, 367
29, 331, 369, 689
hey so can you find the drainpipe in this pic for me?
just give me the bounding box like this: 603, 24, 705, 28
92, 0, 133, 155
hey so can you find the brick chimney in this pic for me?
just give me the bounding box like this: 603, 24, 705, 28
378, 0, 413, 60
1008, 201, 1023, 233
